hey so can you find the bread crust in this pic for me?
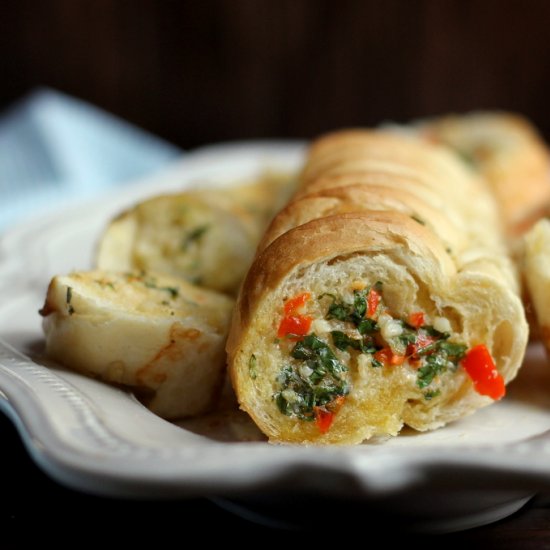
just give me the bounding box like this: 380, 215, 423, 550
41, 270, 234, 419
416, 112, 550, 236
258, 183, 466, 255
96, 174, 297, 295
523, 219, 550, 352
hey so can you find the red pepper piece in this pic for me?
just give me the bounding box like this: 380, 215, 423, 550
278, 293, 312, 339
416, 332, 436, 352
284, 292, 311, 315
374, 347, 405, 366
314, 396, 345, 434
314, 407, 334, 434
408, 311, 425, 329
277, 315, 312, 339
367, 288, 381, 318
461, 344, 505, 400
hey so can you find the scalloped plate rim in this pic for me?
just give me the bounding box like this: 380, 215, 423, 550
0, 140, 549, 509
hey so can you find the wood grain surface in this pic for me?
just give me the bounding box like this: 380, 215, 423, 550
1, 0, 550, 148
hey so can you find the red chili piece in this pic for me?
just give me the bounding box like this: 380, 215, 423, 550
367, 288, 381, 318
278, 293, 312, 339
461, 344, 505, 400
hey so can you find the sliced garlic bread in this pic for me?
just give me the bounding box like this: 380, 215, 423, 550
40, 270, 234, 419
523, 218, 550, 351
228, 130, 527, 445
96, 174, 297, 295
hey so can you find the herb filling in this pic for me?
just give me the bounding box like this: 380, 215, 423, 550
274, 334, 349, 421
273, 282, 468, 423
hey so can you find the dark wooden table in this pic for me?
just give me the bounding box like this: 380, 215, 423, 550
2, 411, 549, 548
3, 0, 550, 148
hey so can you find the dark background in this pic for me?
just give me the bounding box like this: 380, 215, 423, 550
3, 0, 550, 545
3, 0, 550, 148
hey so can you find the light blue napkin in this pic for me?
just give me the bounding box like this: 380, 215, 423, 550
0, 88, 182, 232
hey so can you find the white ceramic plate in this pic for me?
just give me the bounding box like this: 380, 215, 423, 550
1, 141, 550, 532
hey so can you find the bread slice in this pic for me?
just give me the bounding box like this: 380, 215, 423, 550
523, 218, 550, 351
414, 112, 550, 237
96, 192, 260, 295
96, 173, 297, 295
40, 270, 234, 419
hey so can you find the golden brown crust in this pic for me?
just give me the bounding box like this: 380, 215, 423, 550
229, 211, 453, 346
41, 270, 234, 420
96, 174, 297, 295
522, 219, 550, 354
301, 130, 476, 188
257, 183, 465, 254
417, 111, 550, 236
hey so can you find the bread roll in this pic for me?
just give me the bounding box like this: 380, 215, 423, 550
523, 219, 550, 351
257, 183, 466, 258
297, 131, 511, 273
40, 270, 234, 419
96, 173, 296, 295
227, 130, 528, 445
415, 112, 550, 237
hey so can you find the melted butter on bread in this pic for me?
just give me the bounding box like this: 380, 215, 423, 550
40, 270, 234, 419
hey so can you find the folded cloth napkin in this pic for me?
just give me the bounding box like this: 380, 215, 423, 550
0, 88, 182, 232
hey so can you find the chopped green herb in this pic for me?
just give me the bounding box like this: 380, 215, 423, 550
249, 354, 258, 380
423, 325, 450, 339
165, 286, 179, 298
438, 341, 467, 359
274, 333, 349, 420
291, 334, 347, 374
417, 353, 448, 388
416, 340, 439, 356
331, 331, 375, 354
398, 328, 417, 347
331, 331, 360, 351
323, 285, 382, 328
143, 279, 179, 299
94, 279, 115, 290
357, 318, 378, 334
281, 283, 470, 420
66, 286, 75, 315
411, 215, 426, 225
181, 224, 210, 251
351, 290, 367, 321
325, 300, 350, 322
456, 149, 477, 169
424, 389, 441, 400
191, 275, 203, 286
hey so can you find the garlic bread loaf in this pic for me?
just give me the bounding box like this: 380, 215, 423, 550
96, 192, 260, 295
258, 181, 465, 256
523, 219, 550, 352
415, 112, 550, 237
227, 130, 528, 445
96, 174, 296, 295
40, 270, 234, 419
